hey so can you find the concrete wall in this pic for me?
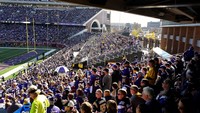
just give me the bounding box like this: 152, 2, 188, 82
85, 10, 111, 32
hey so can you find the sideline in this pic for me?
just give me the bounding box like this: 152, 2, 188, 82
0, 47, 52, 50
0, 48, 56, 78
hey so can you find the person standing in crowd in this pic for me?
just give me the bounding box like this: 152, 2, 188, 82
144, 60, 156, 86
89, 68, 100, 103
136, 103, 148, 113
111, 82, 119, 99
111, 65, 121, 85
122, 61, 132, 86
6, 81, 20, 97
178, 97, 192, 113
154, 65, 168, 94
174, 57, 184, 75
183, 46, 194, 62
93, 89, 106, 113
156, 79, 177, 113
14, 98, 31, 113
54, 93, 63, 110
0, 98, 6, 113
6, 96, 21, 113
130, 85, 145, 113
106, 100, 117, 113
47, 96, 60, 113
85, 67, 92, 78
80, 102, 93, 113
132, 67, 139, 85
62, 100, 78, 113
97, 66, 104, 88
117, 89, 130, 113
142, 87, 161, 113
141, 67, 147, 77
154, 57, 160, 75
28, 85, 50, 113
116, 62, 122, 86
0, 85, 5, 98
134, 72, 144, 87
102, 68, 112, 91
75, 89, 85, 111
139, 79, 149, 93
104, 90, 114, 102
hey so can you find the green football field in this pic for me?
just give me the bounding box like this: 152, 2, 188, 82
0, 48, 29, 63
0, 47, 51, 63
0, 47, 53, 77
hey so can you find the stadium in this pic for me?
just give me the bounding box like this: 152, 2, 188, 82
0, 0, 200, 113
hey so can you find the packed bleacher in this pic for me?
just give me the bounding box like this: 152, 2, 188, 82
0, 23, 85, 44
74, 33, 135, 64
0, 5, 101, 24
0, 4, 101, 48
1, 2, 200, 113
1, 26, 200, 113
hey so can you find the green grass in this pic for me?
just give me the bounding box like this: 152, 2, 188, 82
0, 48, 28, 62
3, 59, 45, 81
5, 74, 17, 80
0, 48, 49, 63
0, 47, 50, 76
0, 47, 57, 82
0, 64, 20, 76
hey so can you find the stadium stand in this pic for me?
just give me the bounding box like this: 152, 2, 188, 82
1, 2, 200, 113
0, 4, 101, 49
0, 5, 101, 24
1, 42, 200, 113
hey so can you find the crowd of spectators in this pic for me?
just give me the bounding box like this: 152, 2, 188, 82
0, 5, 101, 24
30, 32, 96, 74
1, 27, 199, 113
0, 4, 101, 48
0, 23, 85, 44
1, 3, 200, 113
74, 33, 135, 64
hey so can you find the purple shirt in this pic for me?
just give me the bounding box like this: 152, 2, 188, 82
47, 105, 60, 113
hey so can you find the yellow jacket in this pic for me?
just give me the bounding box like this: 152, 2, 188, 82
145, 67, 156, 85
30, 95, 50, 113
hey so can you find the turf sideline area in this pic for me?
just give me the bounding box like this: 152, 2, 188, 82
0, 47, 56, 79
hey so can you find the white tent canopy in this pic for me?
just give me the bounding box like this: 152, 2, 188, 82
55, 66, 69, 73
152, 47, 172, 60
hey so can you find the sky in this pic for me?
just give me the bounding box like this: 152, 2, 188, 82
111, 10, 160, 27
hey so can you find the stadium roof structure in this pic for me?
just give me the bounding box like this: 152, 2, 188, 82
58, 0, 200, 24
